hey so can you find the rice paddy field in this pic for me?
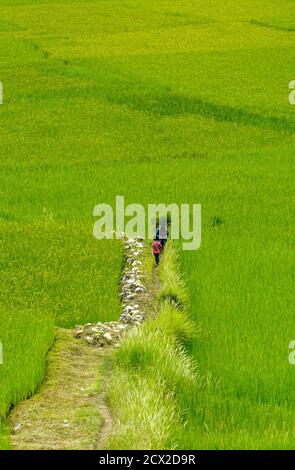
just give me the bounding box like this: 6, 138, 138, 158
0, 0, 295, 449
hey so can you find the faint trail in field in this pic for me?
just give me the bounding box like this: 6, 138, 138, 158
8, 329, 108, 450
105, 93, 295, 134
249, 19, 295, 33
96, 369, 113, 450
153, 265, 160, 291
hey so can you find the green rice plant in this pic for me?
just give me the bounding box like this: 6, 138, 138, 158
157, 243, 188, 309
0, 305, 54, 444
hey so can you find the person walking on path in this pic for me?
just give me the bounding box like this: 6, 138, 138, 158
152, 238, 162, 266
156, 223, 169, 249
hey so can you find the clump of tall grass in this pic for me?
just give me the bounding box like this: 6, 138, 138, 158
106, 373, 178, 450
115, 326, 196, 392
157, 243, 188, 309
151, 300, 199, 347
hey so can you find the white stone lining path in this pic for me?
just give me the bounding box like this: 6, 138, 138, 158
74, 236, 147, 348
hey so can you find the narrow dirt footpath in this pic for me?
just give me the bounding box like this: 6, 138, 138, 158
9, 329, 109, 450
96, 369, 113, 450
153, 265, 160, 290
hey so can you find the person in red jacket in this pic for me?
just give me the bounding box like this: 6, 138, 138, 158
151, 238, 162, 266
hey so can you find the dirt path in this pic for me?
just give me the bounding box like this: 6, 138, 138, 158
8, 329, 111, 450
96, 369, 113, 450
153, 265, 160, 290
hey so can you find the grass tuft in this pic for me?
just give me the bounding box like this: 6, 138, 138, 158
157, 243, 188, 309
